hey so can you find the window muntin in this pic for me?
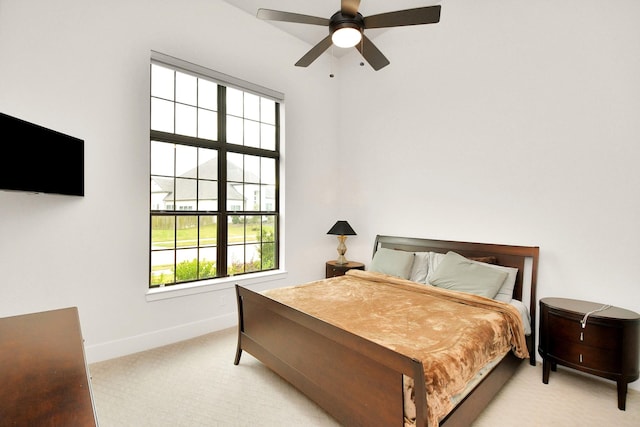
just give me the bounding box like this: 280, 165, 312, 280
150, 61, 279, 288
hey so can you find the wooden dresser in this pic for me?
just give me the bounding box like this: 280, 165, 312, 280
0, 307, 98, 426
538, 297, 639, 410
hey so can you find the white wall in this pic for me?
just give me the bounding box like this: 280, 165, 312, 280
1, 0, 639, 392
0, 0, 339, 360
336, 0, 640, 389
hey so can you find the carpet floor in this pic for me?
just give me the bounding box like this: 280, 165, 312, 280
89, 327, 640, 426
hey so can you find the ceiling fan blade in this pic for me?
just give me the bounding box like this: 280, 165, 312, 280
257, 8, 329, 26
341, 0, 361, 17
355, 35, 390, 71
363, 5, 441, 29
295, 35, 333, 67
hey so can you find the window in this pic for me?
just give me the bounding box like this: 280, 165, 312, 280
149, 53, 281, 288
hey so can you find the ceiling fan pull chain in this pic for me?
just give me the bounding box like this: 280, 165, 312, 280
329, 45, 335, 78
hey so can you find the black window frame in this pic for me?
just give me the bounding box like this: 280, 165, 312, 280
149, 52, 282, 289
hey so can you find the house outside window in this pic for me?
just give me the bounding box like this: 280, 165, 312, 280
149, 53, 281, 288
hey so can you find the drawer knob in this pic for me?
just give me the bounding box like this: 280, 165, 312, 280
580, 332, 584, 341
579, 354, 583, 363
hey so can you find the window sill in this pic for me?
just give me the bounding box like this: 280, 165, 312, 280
145, 269, 288, 302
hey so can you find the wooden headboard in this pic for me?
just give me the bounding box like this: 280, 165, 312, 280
373, 235, 540, 364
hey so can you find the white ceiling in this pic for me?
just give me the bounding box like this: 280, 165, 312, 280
221, 0, 442, 54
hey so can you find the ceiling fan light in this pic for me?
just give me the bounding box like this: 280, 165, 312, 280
331, 27, 362, 48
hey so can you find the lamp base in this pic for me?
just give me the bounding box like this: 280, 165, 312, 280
335, 235, 348, 265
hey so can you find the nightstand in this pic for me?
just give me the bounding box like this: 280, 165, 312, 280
538, 297, 640, 410
325, 260, 365, 278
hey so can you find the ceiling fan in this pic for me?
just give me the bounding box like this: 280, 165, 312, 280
257, 0, 441, 71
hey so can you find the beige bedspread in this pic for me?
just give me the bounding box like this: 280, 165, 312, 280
263, 269, 528, 427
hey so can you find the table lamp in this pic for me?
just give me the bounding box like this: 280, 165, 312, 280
327, 220, 356, 265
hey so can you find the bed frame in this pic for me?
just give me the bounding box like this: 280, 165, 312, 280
234, 235, 539, 426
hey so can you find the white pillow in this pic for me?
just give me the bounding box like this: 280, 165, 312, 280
408, 252, 430, 283
427, 252, 518, 302
369, 248, 415, 279
482, 262, 518, 303
428, 251, 508, 299
425, 252, 446, 284
461, 257, 518, 302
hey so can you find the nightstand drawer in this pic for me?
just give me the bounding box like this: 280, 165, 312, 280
548, 313, 621, 350
549, 342, 621, 373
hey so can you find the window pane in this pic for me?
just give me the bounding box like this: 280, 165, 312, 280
175, 104, 197, 137
244, 184, 260, 211
261, 97, 275, 125
244, 92, 260, 121
261, 157, 276, 185
175, 71, 197, 106
244, 155, 260, 183
151, 141, 175, 176
226, 115, 243, 145
176, 145, 197, 178
198, 109, 217, 140
227, 152, 243, 182
198, 148, 217, 180
199, 247, 217, 279
175, 178, 196, 210
176, 248, 198, 282
151, 250, 175, 286
263, 215, 276, 241
245, 215, 262, 243
199, 216, 217, 246
198, 79, 217, 110
261, 242, 275, 269
151, 215, 175, 249
245, 243, 261, 272
262, 184, 276, 211
226, 87, 243, 116
151, 64, 174, 100
151, 176, 174, 210
260, 123, 276, 150
198, 180, 217, 210
151, 98, 174, 133
177, 216, 198, 248
227, 245, 245, 275
244, 119, 260, 148
227, 183, 244, 211
228, 215, 245, 244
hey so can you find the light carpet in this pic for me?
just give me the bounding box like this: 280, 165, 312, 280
89, 327, 640, 426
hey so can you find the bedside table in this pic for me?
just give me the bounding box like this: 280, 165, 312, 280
325, 260, 365, 278
538, 297, 639, 410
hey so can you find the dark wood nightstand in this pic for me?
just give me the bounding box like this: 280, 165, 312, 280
325, 260, 365, 278
538, 297, 640, 410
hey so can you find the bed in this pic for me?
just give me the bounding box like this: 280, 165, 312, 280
234, 235, 539, 426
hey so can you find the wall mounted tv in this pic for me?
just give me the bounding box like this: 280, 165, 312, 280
0, 112, 84, 196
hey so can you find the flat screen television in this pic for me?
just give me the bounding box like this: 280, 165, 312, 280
0, 112, 84, 196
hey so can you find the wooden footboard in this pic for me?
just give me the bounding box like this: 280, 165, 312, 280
234, 284, 428, 427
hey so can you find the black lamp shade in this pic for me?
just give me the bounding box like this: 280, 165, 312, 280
327, 220, 356, 236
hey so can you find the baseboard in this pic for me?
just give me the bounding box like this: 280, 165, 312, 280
84, 313, 236, 364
